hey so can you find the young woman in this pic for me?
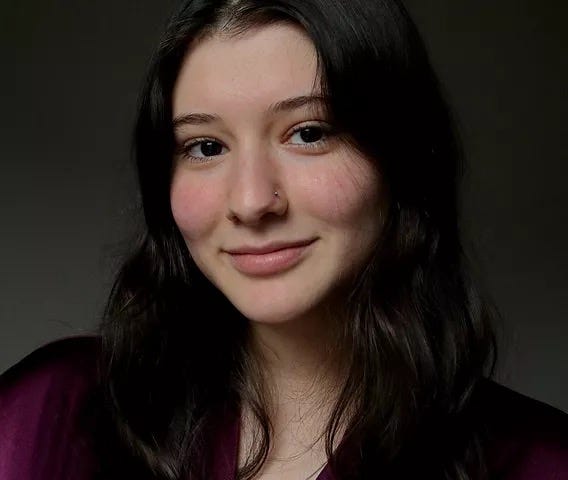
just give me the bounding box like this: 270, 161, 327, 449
1, 1, 567, 479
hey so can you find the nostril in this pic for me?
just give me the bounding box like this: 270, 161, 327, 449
226, 183, 288, 225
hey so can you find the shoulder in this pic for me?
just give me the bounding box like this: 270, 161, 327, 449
1, 335, 99, 381
473, 379, 568, 478
0, 335, 101, 479
0, 335, 100, 408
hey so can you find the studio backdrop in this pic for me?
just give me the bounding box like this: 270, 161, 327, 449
0, 0, 566, 411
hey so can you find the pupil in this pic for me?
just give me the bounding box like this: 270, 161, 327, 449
201, 141, 222, 156
300, 127, 322, 143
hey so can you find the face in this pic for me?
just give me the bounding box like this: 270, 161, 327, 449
170, 23, 385, 325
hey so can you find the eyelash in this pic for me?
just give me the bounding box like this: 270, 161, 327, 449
178, 139, 228, 164
288, 122, 333, 150
177, 122, 334, 163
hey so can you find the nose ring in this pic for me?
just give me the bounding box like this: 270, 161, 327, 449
273, 191, 279, 197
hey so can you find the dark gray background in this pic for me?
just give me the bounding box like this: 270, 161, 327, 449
1, 1, 566, 412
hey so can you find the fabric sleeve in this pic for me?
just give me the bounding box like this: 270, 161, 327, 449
0, 336, 99, 480
479, 380, 568, 479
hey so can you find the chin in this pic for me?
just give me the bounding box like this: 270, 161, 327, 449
232, 298, 310, 325
222, 281, 334, 327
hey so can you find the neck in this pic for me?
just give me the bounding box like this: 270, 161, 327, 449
238, 309, 349, 472
246, 306, 349, 418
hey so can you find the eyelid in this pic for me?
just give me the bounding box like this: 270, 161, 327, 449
176, 136, 228, 162
184, 136, 225, 148
175, 120, 336, 161
284, 120, 333, 140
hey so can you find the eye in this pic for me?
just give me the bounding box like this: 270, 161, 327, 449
290, 124, 326, 145
179, 138, 228, 162
286, 122, 336, 153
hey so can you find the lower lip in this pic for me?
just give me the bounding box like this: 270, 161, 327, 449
226, 242, 315, 277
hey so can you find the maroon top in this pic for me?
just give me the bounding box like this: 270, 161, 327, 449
1, 336, 567, 479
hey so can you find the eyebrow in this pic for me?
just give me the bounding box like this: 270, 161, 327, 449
172, 94, 326, 131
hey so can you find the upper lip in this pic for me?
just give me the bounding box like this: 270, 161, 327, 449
224, 238, 316, 255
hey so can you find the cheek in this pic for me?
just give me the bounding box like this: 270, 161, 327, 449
170, 173, 223, 242
296, 159, 382, 228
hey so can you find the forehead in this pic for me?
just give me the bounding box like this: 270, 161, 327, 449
172, 23, 320, 117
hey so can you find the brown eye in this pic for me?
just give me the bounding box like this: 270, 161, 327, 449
290, 126, 325, 145
191, 140, 224, 156
182, 139, 228, 162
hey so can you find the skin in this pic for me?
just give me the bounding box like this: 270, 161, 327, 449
170, 23, 385, 479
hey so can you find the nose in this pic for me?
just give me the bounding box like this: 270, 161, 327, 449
226, 148, 288, 225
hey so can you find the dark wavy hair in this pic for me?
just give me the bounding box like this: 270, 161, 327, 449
97, 0, 498, 479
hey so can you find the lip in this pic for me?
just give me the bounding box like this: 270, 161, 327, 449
225, 239, 316, 255
224, 238, 317, 276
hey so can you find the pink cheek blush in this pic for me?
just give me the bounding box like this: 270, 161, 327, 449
296, 164, 379, 226
170, 179, 223, 240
